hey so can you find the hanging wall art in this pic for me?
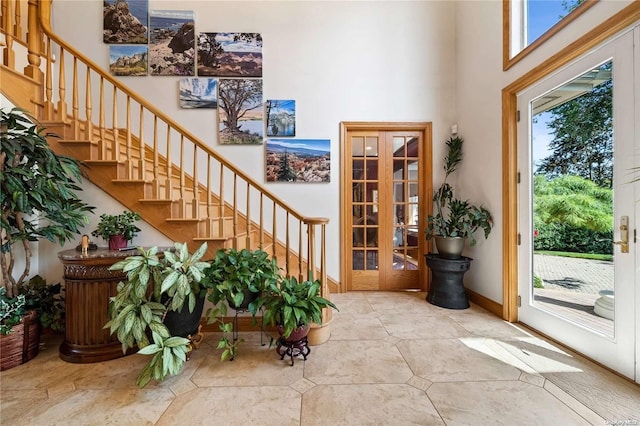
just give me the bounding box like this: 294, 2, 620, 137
179, 78, 218, 109
218, 79, 263, 144
109, 45, 148, 76
149, 10, 195, 76
197, 32, 262, 77
266, 139, 331, 183
266, 100, 296, 137
103, 0, 148, 44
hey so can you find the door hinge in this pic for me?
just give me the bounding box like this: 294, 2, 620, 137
517, 172, 521, 183
517, 233, 521, 245
516, 110, 521, 122
634, 228, 637, 243
517, 295, 521, 307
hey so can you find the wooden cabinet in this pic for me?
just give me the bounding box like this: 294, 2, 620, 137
57, 248, 135, 363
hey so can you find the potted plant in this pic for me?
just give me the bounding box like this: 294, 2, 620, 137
202, 248, 280, 361
1, 108, 94, 370
105, 242, 211, 388
426, 136, 493, 258
250, 275, 337, 358
91, 211, 141, 250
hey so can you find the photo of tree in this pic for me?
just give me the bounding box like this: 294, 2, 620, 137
266, 139, 331, 183
149, 10, 195, 76
179, 78, 217, 109
197, 32, 262, 77
218, 79, 263, 145
266, 100, 295, 137
103, 0, 148, 44
109, 45, 148, 76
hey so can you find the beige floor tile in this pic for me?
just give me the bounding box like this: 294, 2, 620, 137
329, 313, 389, 340
304, 340, 413, 385
427, 381, 590, 425
397, 338, 522, 382
449, 311, 531, 338
301, 384, 444, 425
378, 312, 472, 339
156, 386, 301, 426
191, 342, 304, 387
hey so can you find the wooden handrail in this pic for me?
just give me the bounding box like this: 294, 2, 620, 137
36, 0, 320, 225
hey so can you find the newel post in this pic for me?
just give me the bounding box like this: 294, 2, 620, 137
23, 0, 43, 84
304, 217, 333, 346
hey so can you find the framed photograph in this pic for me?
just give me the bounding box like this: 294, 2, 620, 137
266, 139, 331, 182
179, 78, 217, 109
109, 45, 148, 76
197, 32, 262, 77
266, 100, 296, 137
218, 79, 263, 144
103, 0, 148, 44
149, 10, 195, 76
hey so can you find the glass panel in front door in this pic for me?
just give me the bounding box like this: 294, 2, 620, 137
530, 61, 614, 336
392, 137, 419, 271
352, 136, 379, 271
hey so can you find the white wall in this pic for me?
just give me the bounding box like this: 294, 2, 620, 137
455, 0, 633, 303
49, 0, 457, 284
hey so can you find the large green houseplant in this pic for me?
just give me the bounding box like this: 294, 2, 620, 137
250, 275, 338, 341
105, 242, 211, 388
202, 248, 280, 361
426, 136, 493, 258
1, 108, 94, 369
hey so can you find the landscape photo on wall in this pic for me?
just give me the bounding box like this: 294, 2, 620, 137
179, 78, 218, 109
266, 100, 296, 137
197, 32, 262, 77
266, 139, 331, 183
103, 0, 148, 44
149, 10, 195, 76
109, 45, 148, 76
218, 79, 263, 144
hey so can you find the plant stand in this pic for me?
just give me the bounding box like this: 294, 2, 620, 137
276, 335, 310, 366
425, 254, 472, 309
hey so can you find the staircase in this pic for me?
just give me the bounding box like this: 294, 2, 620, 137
0, 0, 333, 343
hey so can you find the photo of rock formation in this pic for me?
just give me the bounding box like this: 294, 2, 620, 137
103, 0, 148, 44
266, 100, 296, 137
149, 10, 195, 76
109, 45, 148, 76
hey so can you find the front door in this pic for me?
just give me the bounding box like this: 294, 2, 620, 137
341, 123, 431, 291
517, 29, 638, 380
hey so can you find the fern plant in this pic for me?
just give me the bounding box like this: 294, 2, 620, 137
105, 242, 211, 388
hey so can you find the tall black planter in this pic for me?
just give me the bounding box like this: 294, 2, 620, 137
163, 295, 206, 337
425, 254, 472, 309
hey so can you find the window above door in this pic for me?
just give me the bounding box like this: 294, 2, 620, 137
503, 0, 598, 70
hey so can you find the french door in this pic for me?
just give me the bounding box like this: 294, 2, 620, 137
341, 124, 431, 291
517, 28, 638, 381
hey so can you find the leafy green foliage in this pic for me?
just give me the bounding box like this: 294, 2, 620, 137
106, 242, 210, 387
426, 136, 493, 246
534, 222, 612, 254
1, 108, 95, 297
203, 248, 279, 360
250, 275, 338, 339
91, 211, 141, 241
0, 288, 26, 335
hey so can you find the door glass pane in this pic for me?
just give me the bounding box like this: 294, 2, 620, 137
365, 137, 378, 156
530, 61, 614, 336
393, 137, 405, 157
352, 137, 364, 156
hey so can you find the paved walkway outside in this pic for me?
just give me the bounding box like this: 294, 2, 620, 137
533, 254, 613, 294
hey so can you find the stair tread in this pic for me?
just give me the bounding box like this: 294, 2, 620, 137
112, 179, 150, 183
85, 160, 122, 165
139, 199, 173, 204
193, 237, 232, 242
165, 218, 205, 223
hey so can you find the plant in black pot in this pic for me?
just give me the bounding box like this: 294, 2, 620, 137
202, 248, 280, 361
426, 136, 493, 259
105, 242, 210, 388
250, 275, 337, 364
91, 211, 141, 250
1, 108, 94, 370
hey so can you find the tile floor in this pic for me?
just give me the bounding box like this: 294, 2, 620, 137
1, 291, 639, 425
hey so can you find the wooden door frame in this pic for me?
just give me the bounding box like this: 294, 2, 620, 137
339, 122, 432, 293
501, 3, 640, 321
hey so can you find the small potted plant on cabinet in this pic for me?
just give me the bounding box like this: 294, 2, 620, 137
1, 108, 94, 370
91, 211, 141, 250
202, 248, 280, 361
426, 135, 493, 259
250, 275, 337, 364
105, 242, 211, 387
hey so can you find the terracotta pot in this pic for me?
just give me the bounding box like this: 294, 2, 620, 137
0, 310, 40, 371
108, 234, 128, 250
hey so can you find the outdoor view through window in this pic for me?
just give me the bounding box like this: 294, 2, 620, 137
530, 61, 614, 335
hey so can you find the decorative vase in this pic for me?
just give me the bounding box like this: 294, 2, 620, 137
108, 234, 128, 250
0, 310, 40, 371
277, 323, 310, 343
434, 236, 465, 259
